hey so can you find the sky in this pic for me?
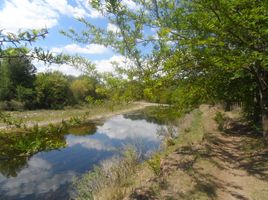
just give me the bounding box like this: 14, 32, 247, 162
0, 0, 139, 76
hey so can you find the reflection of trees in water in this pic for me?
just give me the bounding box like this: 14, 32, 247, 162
0, 122, 99, 178
0, 156, 29, 178
68, 122, 99, 136
0, 132, 66, 178
123, 107, 175, 125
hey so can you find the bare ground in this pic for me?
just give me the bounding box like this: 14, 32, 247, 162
129, 105, 268, 200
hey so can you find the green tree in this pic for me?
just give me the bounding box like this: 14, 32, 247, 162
164, 0, 268, 135
70, 77, 96, 103
64, 0, 268, 135
0, 48, 36, 108
35, 72, 73, 109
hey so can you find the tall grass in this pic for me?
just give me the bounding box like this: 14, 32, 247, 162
75, 147, 139, 200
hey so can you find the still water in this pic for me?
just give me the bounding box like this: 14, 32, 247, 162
0, 107, 170, 200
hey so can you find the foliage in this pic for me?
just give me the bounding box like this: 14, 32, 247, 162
35, 71, 74, 109
70, 77, 95, 103
0, 111, 23, 128
0, 49, 36, 108
64, 0, 268, 135
147, 153, 162, 175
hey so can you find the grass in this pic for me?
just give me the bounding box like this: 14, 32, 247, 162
147, 153, 162, 175
74, 107, 206, 200
71, 105, 268, 200
75, 147, 139, 200
0, 102, 138, 131
180, 109, 204, 144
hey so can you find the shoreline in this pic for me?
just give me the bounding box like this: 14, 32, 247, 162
0, 102, 168, 131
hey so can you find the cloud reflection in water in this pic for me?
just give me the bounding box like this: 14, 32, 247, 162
0, 157, 76, 198
97, 115, 163, 141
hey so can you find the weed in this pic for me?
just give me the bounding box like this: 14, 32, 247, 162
147, 153, 162, 175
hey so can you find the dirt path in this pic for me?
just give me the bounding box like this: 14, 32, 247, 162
0, 102, 167, 130
130, 105, 268, 200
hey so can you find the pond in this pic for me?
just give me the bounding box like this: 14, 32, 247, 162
0, 107, 173, 200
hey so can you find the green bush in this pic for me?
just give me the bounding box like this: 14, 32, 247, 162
0, 100, 25, 111
0, 101, 9, 110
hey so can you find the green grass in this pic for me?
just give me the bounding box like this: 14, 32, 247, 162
147, 153, 162, 175
74, 107, 206, 200
0, 102, 136, 129
75, 148, 139, 200
169, 109, 204, 150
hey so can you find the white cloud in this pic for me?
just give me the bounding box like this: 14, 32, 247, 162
89, 8, 103, 18
0, 0, 57, 32
34, 54, 128, 76
34, 60, 83, 76
107, 23, 120, 33
75, 0, 103, 18
34, 53, 136, 75
121, 0, 140, 11
44, 0, 88, 18
94, 55, 129, 72
51, 43, 109, 55
0, 0, 102, 33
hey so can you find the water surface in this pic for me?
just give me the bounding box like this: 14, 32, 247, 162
0, 107, 169, 200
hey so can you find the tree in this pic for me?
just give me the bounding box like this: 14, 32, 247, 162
64, 0, 268, 135
164, 0, 268, 135
70, 77, 96, 103
35, 72, 73, 109
0, 48, 36, 108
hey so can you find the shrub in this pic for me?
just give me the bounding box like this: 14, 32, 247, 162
0, 101, 9, 110
0, 100, 25, 111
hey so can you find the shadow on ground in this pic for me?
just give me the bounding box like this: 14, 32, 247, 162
129, 120, 268, 200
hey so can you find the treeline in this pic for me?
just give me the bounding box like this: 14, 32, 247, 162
0, 50, 152, 110
0, 54, 105, 110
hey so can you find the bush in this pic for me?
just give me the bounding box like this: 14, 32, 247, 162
0, 100, 25, 111
35, 72, 73, 109
0, 101, 9, 110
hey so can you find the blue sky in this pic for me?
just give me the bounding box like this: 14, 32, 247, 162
0, 0, 139, 76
